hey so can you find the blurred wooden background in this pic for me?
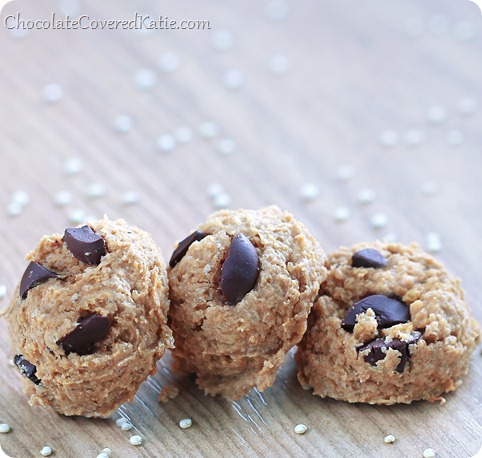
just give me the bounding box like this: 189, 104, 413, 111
0, 0, 481, 456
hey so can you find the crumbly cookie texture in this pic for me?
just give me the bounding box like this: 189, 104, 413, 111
296, 242, 480, 404
168, 206, 326, 399
3, 217, 173, 417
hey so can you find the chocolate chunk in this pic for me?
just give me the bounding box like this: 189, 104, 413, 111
169, 231, 207, 268
220, 234, 259, 305
352, 248, 387, 269
359, 331, 421, 372
342, 294, 410, 332
19, 261, 58, 299
63, 226, 106, 265
14, 355, 41, 385
57, 314, 111, 355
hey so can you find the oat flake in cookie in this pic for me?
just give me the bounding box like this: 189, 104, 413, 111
168, 206, 326, 399
3, 217, 173, 417
296, 242, 481, 404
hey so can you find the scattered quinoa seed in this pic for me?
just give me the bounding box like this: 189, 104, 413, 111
425, 232, 443, 253
199, 121, 221, 139
6, 201, 23, 217
333, 207, 351, 222
179, 418, 193, 429
121, 421, 133, 431
212, 192, 232, 209
458, 97, 478, 115
42, 83, 63, 103
294, 424, 307, 435
384, 434, 396, 444
427, 106, 447, 125
113, 115, 134, 133
357, 188, 376, 205
211, 29, 234, 51
404, 129, 425, 147
116, 418, 128, 427
11, 190, 30, 206
63, 157, 83, 175
207, 182, 224, 198
96, 454, 109, 458
157, 134, 177, 153
217, 138, 236, 155
379, 130, 399, 148
370, 213, 388, 229
40, 446, 52, 456
268, 54, 290, 75
134, 68, 158, 91
100, 448, 112, 455
222, 69, 245, 90
299, 183, 320, 202
0, 285, 7, 300
159, 52, 180, 73
129, 435, 142, 446
174, 127, 193, 144
336, 165, 355, 181
54, 190, 72, 207
423, 448, 436, 458
121, 191, 140, 205
0, 423, 11, 433
446, 129, 464, 146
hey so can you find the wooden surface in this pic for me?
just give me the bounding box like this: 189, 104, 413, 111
1, 0, 481, 456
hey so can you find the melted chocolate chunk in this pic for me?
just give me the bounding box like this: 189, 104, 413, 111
169, 231, 207, 268
19, 261, 58, 299
57, 314, 111, 355
14, 355, 41, 384
63, 226, 106, 265
342, 294, 410, 332
220, 234, 259, 305
359, 331, 421, 372
352, 248, 387, 269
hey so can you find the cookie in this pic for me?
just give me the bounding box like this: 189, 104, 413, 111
296, 242, 481, 404
168, 206, 326, 399
3, 217, 173, 417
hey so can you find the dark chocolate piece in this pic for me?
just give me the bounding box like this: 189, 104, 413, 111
169, 231, 207, 268
359, 331, 421, 372
220, 234, 259, 305
342, 294, 410, 332
63, 226, 106, 265
19, 261, 58, 299
57, 314, 111, 355
14, 354, 41, 385
352, 248, 387, 269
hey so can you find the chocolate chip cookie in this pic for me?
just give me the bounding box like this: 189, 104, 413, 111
296, 242, 481, 404
168, 206, 326, 399
3, 218, 173, 417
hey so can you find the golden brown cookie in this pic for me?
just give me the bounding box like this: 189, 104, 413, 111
3, 217, 173, 417
168, 206, 326, 399
296, 242, 480, 404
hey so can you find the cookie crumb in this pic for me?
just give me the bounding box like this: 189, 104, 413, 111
0, 423, 11, 433
384, 434, 396, 444
294, 424, 307, 435
40, 446, 53, 456
130, 435, 143, 446
179, 418, 193, 429
158, 386, 179, 403
423, 448, 436, 458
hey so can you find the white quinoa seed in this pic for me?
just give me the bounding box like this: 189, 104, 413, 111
383, 232, 398, 243
121, 191, 140, 205
207, 182, 224, 198
130, 435, 142, 446
63, 157, 84, 175
0, 285, 7, 300
179, 418, 193, 429
217, 138, 236, 155
294, 424, 307, 435
121, 422, 133, 431
404, 129, 425, 147
174, 127, 193, 144
379, 130, 399, 148
370, 213, 388, 230
211, 29, 234, 51
446, 129, 464, 146
265, 0, 289, 21
157, 134, 177, 153
0, 423, 11, 433
458, 97, 478, 115
6, 201, 23, 217
159, 52, 180, 73
337, 165, 355, 181
113, 115, 134, 133
86, 182, 107, 199
425, 232, 443, 253
222, 69, 245, 90
212, 192, 232, 209
299, 183, 320, 202
116, 417, 128, 427
199, 122, 221, 139
54, 190, 73, 207
423, 448, 436, 458
42, 83, 63, 103
357, 188, 376, 205
384, 434, 396, 444
333, 207, 351, 222
268, 54, 290, 76
427, 106, 447, 125
134, 68, 158, 91
40, 446, 52, 456
68, 208, 88, 224
96, 454, 109, 458
11, 190, 30, 206
100, 449, 112, 456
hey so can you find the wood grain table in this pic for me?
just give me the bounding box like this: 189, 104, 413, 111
0, 0, 481, 456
